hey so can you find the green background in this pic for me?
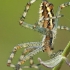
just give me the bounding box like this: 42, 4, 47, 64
0, 0, 70, 70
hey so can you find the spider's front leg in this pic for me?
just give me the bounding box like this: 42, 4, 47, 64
19, 0, 37, 25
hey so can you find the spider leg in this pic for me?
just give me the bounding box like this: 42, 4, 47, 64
7, 42, 44, 70
19, 0, 47, 35
58, 25, 70, 31
21, 21, 48, 35
38, 55, 66, 68
19, 0, 56, 35
19, 0, 36, 25
7, 45, 23, 67
21, 56, 41, 69
16, 44, 44, 70
54, 2, 70, 28
55, 2, 70, 18
65, 58, 70, 66
19, 0, 44, 34
7, 42, 42, 67
51, 2, 70, 47
17, 45, 43, 64
29, 56, 41, 69
20, 49, 37, 69
19, 0, 37, 25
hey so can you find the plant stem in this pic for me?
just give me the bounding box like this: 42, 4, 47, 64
62, 41, 70, 57
52, 41, 70, 70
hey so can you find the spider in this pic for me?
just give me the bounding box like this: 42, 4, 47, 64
7, 0, 70, 70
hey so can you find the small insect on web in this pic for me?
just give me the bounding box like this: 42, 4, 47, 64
7, 0, 70, 70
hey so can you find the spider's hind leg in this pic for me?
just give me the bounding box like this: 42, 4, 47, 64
16, 42, 43, 69
7, 42, 40, 67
